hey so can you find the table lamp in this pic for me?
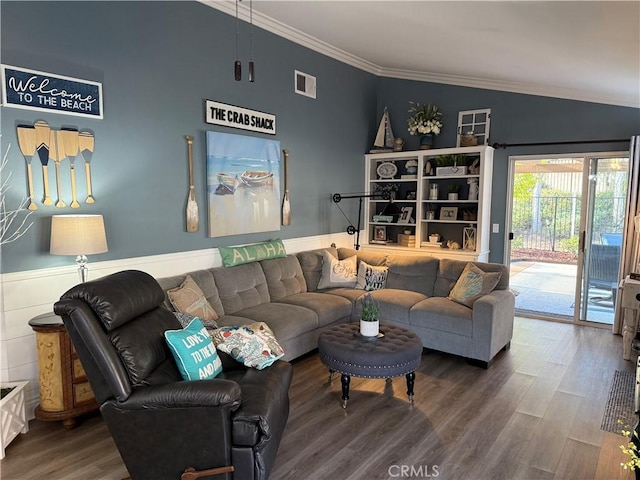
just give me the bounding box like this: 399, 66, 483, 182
50, 215, 108, 282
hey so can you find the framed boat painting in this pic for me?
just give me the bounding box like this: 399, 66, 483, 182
206, 131, 281, 237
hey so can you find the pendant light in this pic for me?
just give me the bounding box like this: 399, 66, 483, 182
234, 0, 241, 81
249, 0, 255, 82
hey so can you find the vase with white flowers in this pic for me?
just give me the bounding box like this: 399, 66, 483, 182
407, 102, 443, 150
359, 293, 380, 337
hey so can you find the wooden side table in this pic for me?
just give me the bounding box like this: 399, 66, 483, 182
28, 312, 99, 429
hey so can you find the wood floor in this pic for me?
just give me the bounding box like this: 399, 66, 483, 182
1, 317, 636, 480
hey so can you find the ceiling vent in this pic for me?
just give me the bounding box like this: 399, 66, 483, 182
295, 70, 316, 99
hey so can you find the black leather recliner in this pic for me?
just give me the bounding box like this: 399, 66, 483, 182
54, 270, 292, 480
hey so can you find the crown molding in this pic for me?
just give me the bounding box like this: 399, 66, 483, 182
378, 68, 639, 108
200, 0, 639, 109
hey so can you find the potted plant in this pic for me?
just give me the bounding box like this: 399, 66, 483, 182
359, 293, 380, 337
448, 184, 460, 201
407, 102, 443, 150
425, 203, 436, 220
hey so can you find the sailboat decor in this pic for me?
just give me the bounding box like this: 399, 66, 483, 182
370, 107, 395, 153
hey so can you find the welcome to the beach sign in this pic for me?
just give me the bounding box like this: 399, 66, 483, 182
1, 65, 103, 119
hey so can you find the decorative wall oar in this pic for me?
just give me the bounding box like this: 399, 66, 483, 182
34, 120, 53, 205
16, 125, 38, 210
79, 131, 95, 203
50, 130, 67, 208
281, 149, 291, 225
185, 135, 199, 232
61, 128, 81, 208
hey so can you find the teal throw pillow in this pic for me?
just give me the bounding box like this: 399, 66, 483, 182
219, 239, 287, 267
165, 317, 222, 381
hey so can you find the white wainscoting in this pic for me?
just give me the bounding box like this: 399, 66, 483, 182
0, 232, 355, 418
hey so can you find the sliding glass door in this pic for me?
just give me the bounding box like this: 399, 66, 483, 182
577, 156, 628, 323
507, 153, 628, 324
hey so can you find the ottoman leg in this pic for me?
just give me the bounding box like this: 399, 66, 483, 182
406, 372, 415, 404
341, 374, 350, 408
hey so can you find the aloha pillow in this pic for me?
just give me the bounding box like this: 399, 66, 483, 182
167, 275, 219, 326
210, 322, 284, 370
448, 263, 502, 308
317, 250, 357, 289
219, 239, 287, 267
164, 318, 222, 381
356, 260, 388, 291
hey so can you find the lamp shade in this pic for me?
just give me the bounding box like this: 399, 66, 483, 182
50, 215, 108, 256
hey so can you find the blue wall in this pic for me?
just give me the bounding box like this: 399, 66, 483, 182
1, 1, 638, 273
376, 78, 640, 262
0, 1, 377, 273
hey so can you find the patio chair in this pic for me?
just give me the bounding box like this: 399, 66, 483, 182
601, 233, 623, 246
588, 244, 621, 305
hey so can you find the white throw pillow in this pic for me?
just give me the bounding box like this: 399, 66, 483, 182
356, 260, 388, 291
317, 250, 357, 289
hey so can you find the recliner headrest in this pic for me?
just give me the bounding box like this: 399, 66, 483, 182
61, 270, 165, 331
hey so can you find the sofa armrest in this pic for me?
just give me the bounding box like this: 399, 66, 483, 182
121, 379, 242, 410
470, 289, 516, 362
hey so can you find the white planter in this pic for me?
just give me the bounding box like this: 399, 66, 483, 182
360, 319, 379, 337
448, 193, 459, 200
1, 381, 29, 459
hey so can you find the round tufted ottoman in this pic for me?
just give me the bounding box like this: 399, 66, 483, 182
318, 323, 422, 408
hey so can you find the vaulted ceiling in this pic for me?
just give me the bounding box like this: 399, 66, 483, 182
205, 1, 640, 108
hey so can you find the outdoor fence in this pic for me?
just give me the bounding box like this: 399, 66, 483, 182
512, 195, 625, 253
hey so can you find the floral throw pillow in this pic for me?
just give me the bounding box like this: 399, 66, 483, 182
356, 260, 388, 291
210, 322, 284, 370
317, 250, 357, 289
167, 275, 219, 326
448, 263, 502, 308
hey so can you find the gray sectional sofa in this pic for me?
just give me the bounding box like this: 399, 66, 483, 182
157, 246, 515, 367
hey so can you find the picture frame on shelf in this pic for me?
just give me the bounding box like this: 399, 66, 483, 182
373, 225, 387, 242
398, 206, 413, 224
439, 206, 458, 220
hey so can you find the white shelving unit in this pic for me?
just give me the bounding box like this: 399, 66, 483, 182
363, 146, 493, 261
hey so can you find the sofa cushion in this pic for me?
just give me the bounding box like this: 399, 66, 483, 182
277, 292, 352, 327
218, 239, 287, 267
212, 262, 270, 314
166, 275, 219, 325
232, 303, 319, 342
434, 259, 508, 297
448, 263, 502, 307
410, 297, 473, 336
386, 255, 439, 297
211, 322, 284, 370
367, 288, 427, 324
317, 250, 357, 289
157, 269, 225, 317
296, 247, 338, 292
164, 318, 222, 380
356, 261, 388, 291
338, 248, 387, 266
261, 255, 307, 300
